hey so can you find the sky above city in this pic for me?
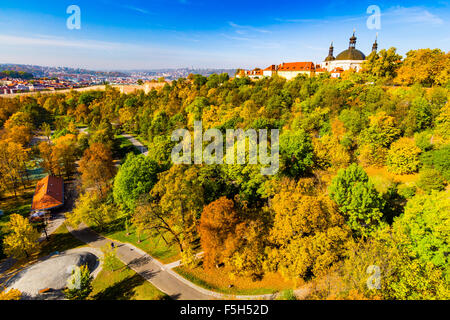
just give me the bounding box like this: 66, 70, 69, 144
0, 0, 449, 70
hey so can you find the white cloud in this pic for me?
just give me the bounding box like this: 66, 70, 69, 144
228, 22, 271, 34
384, 6, 444, 26
122, 5, 152, 15
0, 34, 127, 50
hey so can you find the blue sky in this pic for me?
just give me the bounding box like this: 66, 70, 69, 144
0, 0, 449, 70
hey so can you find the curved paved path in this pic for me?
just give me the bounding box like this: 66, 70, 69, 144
66, 223, 311, 300
66, 223, 210, 300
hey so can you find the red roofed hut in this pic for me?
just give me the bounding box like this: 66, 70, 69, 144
31, 176, 65, 213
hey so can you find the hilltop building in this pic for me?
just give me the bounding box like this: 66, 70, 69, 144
237, 31, 379, 80
323, 32, 378, 74
238, 62, 317, 80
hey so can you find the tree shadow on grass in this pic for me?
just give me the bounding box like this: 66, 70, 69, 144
39, 228, 85, 257
91, 274, 145, 300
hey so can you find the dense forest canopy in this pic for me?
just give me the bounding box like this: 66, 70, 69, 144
0, 70, 34, 80
0, 48, 449, 299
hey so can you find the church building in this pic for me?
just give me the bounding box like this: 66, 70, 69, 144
323, 32, 378, 74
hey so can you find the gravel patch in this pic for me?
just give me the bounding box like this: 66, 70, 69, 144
5, 247, 102, 300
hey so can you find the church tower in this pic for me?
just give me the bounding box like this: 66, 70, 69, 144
372, 33, 378, 53
349, 30, 357, 49
325, 42, 335, 61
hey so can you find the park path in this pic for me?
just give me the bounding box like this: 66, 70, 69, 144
66, 223, 211, 300
121, 134, 148, 156
66, 223, 310, 300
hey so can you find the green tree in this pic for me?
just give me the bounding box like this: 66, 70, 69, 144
279, 129, 314, 178
64, 265, 93, 300
393, 190, 449, 271
329, 164, 385, 237
113, 154, 160, 211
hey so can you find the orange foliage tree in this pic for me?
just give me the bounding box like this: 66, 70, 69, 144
78, 143, 116, 197
199, 197, 239, 269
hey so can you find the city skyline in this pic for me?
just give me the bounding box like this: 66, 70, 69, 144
0, 0, 449, 70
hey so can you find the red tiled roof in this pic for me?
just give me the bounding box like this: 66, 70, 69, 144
278, 62, 315, 71
331, 67, 344, 73
264, 65, 277, 71
31, 176, 64, 211
246, 68, 263, 76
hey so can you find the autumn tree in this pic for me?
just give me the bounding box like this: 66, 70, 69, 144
78, 143, 116, 197
101, 244, 122, 271
41, 122, 52, 142
329, 164, 385, 237
312, 224, 449, 300
224, 217, 268, 279
313, 134, 350, 170
0, 140, 30, 197
386, 138, 421, 174
3, 214, 40, 259
359, 112, 401, 166
199, 197, 239, 269
435, 102, 450, 139
67, 192, 116, 231
142, 165, 204, 258
0, 289, 22, 300
396, 49, 449, 86
266, 179, 351, 280
38, 141, 57, 176
52, 134, 78, 179
362, 47, 402, 81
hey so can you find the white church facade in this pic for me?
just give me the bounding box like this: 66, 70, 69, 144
323, 32, 378, 75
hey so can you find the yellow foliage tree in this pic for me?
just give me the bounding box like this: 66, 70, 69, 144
386, 138, 421, 174
0, 289, 22, 300
266, 179, 351, 280
3, 214, 40, 259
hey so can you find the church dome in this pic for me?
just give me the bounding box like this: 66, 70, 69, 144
335, 47, 366, 61
334, 31, 366, 61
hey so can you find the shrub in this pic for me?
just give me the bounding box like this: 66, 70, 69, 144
386, 138, 421, 174
397, 184, 417, 199
416, 168, 446, 193
101, 245, 122, 271
420, 144, 450, 181
414, 131, 433, 152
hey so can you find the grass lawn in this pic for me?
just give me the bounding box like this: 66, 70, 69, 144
98, 219, 181, 264
39, 223, 86, 257
90, 261, 168, 300
174, 265, 300, 296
